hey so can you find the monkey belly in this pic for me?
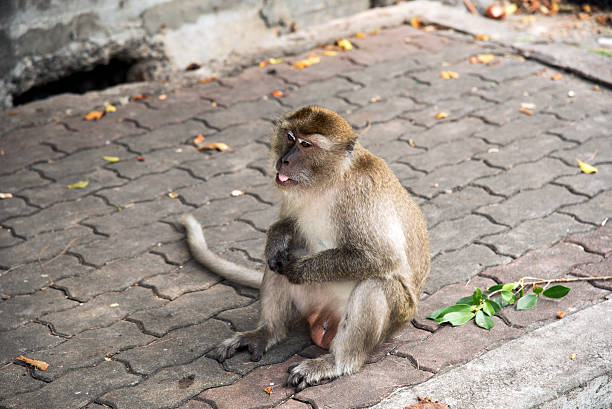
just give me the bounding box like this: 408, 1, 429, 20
306, 310, 340, 350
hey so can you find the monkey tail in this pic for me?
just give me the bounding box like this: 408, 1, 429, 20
180, 214, 263, 289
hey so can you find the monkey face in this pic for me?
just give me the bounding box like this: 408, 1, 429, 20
272, 106, 357, 190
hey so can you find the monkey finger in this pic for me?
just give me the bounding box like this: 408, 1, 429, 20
248, 344, 264, 362
295, 380, 309, 392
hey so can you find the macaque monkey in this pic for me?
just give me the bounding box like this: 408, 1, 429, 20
181, 106, 430, 391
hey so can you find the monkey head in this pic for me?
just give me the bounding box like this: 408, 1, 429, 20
272, 106, 357, 190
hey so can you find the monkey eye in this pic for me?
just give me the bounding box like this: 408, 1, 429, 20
287, 131, 296, 143
300, 140, 312, 148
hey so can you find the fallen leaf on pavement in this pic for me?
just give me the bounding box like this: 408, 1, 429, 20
0, 193, 13, 199
551, 72, 563, 81
476, 54, 496, 63
569, 353, 577, 359
231, 190, 245, 197
486, 4, 506, 19
521, 102, 536, 110
168, 192, 179, 199
17, 355, 49, 371
440, 71, 459, 80
576, 158, 597, 174
272, 90, 285, 98
519, 107, 533, 115
199, 77, 217, 84
103, 156, 120, 163
322, 50, 338, 56
434, 112, 449, 119
137, 156, 145, 161
294, 54, 321, 69
337, 39, 353, 50
520, 15, 536, 23
269, 57, 283, 64
158, 94, 167, 100
556, 311, 565, 319
370, 28, 381, 35
475, 34, 490, 41
104, 104, 116, 113
185, 62, 201, 71
9, 110, 19, 116
84, 110, 105, 121
355, 32, 366, 38
193, 133, 205, 146
264, 386, 273, 395
404, 395, 450, 409
198, 142, 232, 152
66, 180, 89, 189
132, 94, 151, 101
410, 17, 422, 28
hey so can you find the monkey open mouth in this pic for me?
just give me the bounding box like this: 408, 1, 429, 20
276, 173, 296, 186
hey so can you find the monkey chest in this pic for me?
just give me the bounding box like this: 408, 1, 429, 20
295, 203, 336, 253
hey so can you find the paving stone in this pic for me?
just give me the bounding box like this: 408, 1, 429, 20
429, 214, 506, 256
0, 127, 66, 176
0, 196, 37, 223
274, 399, 311, 409
347, 96, 416, 129
477, 184, 583, 227
414, 42, 494, 68
0, 323, 63, 364
0, 360, 140, 409
409, 160, 497, 199
0, 228, 22, 248
128, 284, 251, 337
415, 276, 498, 331
566, 223, 612, 256
347, 38, 421, 66
476, 157, 574, 196
176, 169, 268, 206
215, 66, 292, 105
130, 88, 218, 126
388, 162, 425, 186
275, 53, 360, 86
0, 288, 77, 331
410, 73, 493, 105
548, 113, 610, 143
5, 196, 112, 239
471, 74, 556, 104
176, 400, 214, 409
32, 144, 130, 180
0, 226, 97, 268
481, 242, 601, 285
420, 186, 503, 228
475, 133, 576, 169
118, 120, 209, 154
559, 190, 612, 226
551, 135, 612, 167
0, 169, 51, 194
189, 195, 270, 227
280, 76, 357, 107
142, 260, 222, 300
481, 213, 591, 258
84, 196, 193, 236
468, 57, 544, 84
427, 245, 510, 295
395, 316, 520, 372
110, 146, 203, 179
54, 253, 171, 302
339, 76, 418, 106
115, 319, 233, 375
216, 301, 260, 332
408, 138, 491, 172
198, 356, 301, 409
100, 355, 238, 409
19, 167, 127, 208
545, 94, 608, 122
245, 182, 279, 206
296, 355, 431, 409
239, 206, 277, 232
403, 117, 492, 149
116, 98, 211, 130
555, 164, 612, 197
342, 57, 422, 86
59, 114, 144, 150
97, 168, 198, 207
197, 99, 282, 129
72, 222, 182, 267
0, 363, 45, 400
359, 118, 422, 146
365, 139, 420, 164
29, 321, 156, 381
41, 286, 166, 336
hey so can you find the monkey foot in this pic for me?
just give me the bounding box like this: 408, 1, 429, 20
287, 356, 337, 392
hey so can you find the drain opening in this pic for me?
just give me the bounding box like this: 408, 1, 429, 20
13, 58, 140, 106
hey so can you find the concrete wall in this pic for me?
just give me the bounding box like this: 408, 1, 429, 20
0, 0, 372, 108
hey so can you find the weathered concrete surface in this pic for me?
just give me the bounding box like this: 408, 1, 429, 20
0, 3, 611, 408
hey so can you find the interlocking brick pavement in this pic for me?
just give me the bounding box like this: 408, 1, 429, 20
1, 8, 610, 409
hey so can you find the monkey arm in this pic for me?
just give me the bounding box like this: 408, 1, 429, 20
265, 217, 305, 273
283, 245, 400, 283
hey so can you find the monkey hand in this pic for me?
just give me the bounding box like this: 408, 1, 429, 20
267, 247, 294, 274
276, 257, 305, 284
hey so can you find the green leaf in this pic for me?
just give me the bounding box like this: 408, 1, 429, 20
502, 282, 517, 291
428, 304, 473, 321
494, 296, 509, 308
487, 284, 503, 292
67, 180, 89, 189
456, 296, 475, 305
103, 156, 120, 163
501, 290, 516, 305
486, 299, 502, 313
587, 48, 612, 57
472, 287, 482, 305
475, 310, 495, 330
516, 293, 538, 310
533, 285, 543, 295
542, 285, 571, 299
482, 300, 495, 316
438, 311, 475, 326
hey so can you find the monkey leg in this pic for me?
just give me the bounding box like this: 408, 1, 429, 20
215, 270, 300, 362
287, 279, 393, 391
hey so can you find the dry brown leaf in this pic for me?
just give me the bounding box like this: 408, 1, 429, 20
440, 71, 459, 80
185, 62, 201, 71
355, 32, 366, 39
8, 110, 19, 116
521, 102, 536, 110
168, 192, 179, 199
198, 142, 232, 152
0, 193, 14, 199
259, 60, 269, 68
519, 107, 533, 115
476, 54, 495, 63
322, 50, 338, 56
370, 96, 382, 103
408, 139, 416, 147
404, 395, 450, 409
576, 158, 598, 174
132, 94, 151, 101
84, 110, 105, 121
294, 54, 321, 69
337, 39, 353, 50
272, 90, 285, 98
66, 180, 89, 189
520, 15, 536, 23
551, 72, 563, 81
581, 4, 592, 13
370, 29, 381, 35
199, 77, 217, 84
137, 156, 145, 161
486, 4, 506, 19
410, 17, 422, 28
105, 104, 116, 113
17, 355, 49, 371
569, 353, 577, 359
434, 112, 449, 119
556, 311, 565, 319
158, 94, 167, 100
231, 189, 245, 197
475, 34, 490, 41
264, 386, 273, 395
193, 133, 205, 146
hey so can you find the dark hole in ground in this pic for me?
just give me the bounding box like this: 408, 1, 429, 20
13, 58, 139, 106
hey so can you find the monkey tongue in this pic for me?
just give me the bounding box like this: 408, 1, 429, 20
277, 173, 290, 182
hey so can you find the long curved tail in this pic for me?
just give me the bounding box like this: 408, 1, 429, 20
180, 214, 263, 289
